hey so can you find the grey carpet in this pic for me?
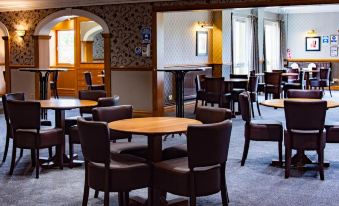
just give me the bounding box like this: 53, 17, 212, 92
1, 91, 339, 205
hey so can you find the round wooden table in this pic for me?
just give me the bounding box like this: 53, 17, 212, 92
109, 117, 201, 206
260, 98, 339, 109
36, 99, 97, 166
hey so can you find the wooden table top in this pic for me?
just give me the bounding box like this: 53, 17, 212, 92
260, 98, 339, 109
19, 68, 68, 72
108, 117, 202, 135
35, 99, 97, 110
224, 78, 248, 83
157, 67, 209, 72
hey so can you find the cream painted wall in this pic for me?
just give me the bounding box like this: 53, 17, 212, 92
287, 12, 339, 59
111, 71, 153, 112
11, 70, 35, 100
163, 11, 212, 66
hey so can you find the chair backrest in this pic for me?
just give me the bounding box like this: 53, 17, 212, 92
195, 107, 232, 124
77, 118, 110, 164
79, 90, 106, 115
238, 92, 251, 122
92, 105, 133, 123
52, 71, 59, 82
230, 74, 248, 79
230, 74, 248, 89
195, 74, 206, 92
84, 72, 93, 87
249, 70, 256, 76
284, 100, 326, 131
2, 93, 25, 125
264, 72, 282, 86
187, 120, 232, 168
319, 68, 330, 80
286, 68, 299, 81
204, 77, 225, 104
287, 89, 323, 99
272, 69, 284, 73
97, 95, 119, 107
7, 100, 41, 131
248, 76, 258, 93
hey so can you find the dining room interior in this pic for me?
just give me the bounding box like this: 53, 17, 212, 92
1, 1, 339, 206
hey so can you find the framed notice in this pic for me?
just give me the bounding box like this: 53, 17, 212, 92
330, 46, 338, 57
305, 37, 321, 51
330, 35, 338, 45
196, 31, 208, 56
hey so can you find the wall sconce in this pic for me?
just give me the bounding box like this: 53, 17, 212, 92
16, 30, 26, 37
307, 29, 317, 36
198, 21, 214, 30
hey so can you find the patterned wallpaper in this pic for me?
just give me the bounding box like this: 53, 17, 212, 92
93, 32, 104, 60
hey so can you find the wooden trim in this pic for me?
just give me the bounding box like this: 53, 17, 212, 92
9, 65, 35, 69
153, 1, 339, 12
34, 35, 51, 40
111, 66, 152, 71
287, 58, 339, 63
164, 101, 195, 113
33, 35, 40, 99
2, 36, 10, 93
103, 33, 111, 97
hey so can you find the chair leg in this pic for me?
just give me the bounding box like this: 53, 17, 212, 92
94, 190, 99, 198
82, 166, 89, 206
241, 139, 250, 166
250, 101, 255, 118
118, 192, 124, 206
19, 148, 23, 157
128, 137, 132, 142
9, 143, 17, 175
124, 192, 129, 206
31, 149, 36, 167
35, 149, 40, 179
104, 191, 109, 206
194, 99, 198, 114
190, 196, 196, 206
256, 101, 261, 116
58, 145, 63, 170
285, 146, 291, 179
278, 141, 283, 167
220, 163, 229, 206
48, 147, 53, 158
2, 135, 10, 162
69, 142, 74, 168
329, 85, 332, 97
318, 149, 324, 180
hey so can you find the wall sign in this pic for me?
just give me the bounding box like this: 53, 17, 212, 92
330, 35, 338, 45
141, 27, 151, 44
330, 46, 338, 57
322, 36, 329, 44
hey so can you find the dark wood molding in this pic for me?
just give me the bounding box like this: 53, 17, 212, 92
111, 66, 152, 71
3, 36, 10, 93
103, 33, 111, 97
33, 35, 40, 99
32, 35, 51, 40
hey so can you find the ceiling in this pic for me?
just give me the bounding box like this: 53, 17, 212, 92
265, 4, 339, 14
0, 0, 176, 12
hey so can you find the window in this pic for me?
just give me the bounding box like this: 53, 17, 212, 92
57, 30, 74, 64
233, 16, 252, 75
264, 20, 280, 72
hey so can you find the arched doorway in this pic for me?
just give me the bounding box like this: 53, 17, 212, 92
0, 22, 9, 95
33, 8, 110, 98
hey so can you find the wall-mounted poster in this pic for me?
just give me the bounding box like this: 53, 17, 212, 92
322, 36, 329, 44
330, 35, 338, 44
196, 31, 208, 56
305, 37, 321, 51
141, 27, 151, 44
330, 46, 338, 57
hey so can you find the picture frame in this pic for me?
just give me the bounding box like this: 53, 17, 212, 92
196, 31, 208, 56
330, 46, 338, 57
305, 36, 321, 51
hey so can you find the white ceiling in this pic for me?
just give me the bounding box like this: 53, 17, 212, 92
0, 0, 176, 12
265, 4, 339, 14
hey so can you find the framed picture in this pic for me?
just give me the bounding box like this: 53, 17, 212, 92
330, 46, 338, 57
305, 36, 321, 51
196, 31, 208, 56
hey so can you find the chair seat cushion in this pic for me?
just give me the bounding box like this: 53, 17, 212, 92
110, 142, 148, 159
15, 127, 63, 148
162, 144, 188, 160
284, 130, 326, 150
154, 157, 220, 197
325, 123, 339, 143
249, 120, 283, 141
88, 154, 150, 191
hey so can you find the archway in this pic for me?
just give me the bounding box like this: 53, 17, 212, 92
0, 22, 9, 95
33, 8, 110, 98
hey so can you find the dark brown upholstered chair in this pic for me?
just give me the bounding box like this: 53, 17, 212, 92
2, 93, 52, 163
84, 71, 105, 90
154, 120, 232, 206
239, 92, 283, 166
205, 77, 231, 109
286, 89, 323, 99
283, 71, 305, 98
67, 96, 119, 168
284, 100, 327, 180
286, 68, 299, 83
162, 107, 233, 160
248, 76, 261, 117
77, 118, 150, 206
65, 90, 107, 135
7, 100, 63, 178
194, 74, 206, 113
229, 74, 248, 113
264, 72, 282, 100
310, 68, 332, 97
50, 71, 59, 99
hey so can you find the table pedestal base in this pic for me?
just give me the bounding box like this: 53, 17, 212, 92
129, 196, 188, 206
40, 154, 83, 168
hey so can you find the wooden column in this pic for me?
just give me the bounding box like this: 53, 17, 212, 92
2, 36, 10, 93
81, 41, 94, 62
103, 33, 111, 97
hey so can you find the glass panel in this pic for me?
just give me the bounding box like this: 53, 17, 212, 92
57, 30, 74, 64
